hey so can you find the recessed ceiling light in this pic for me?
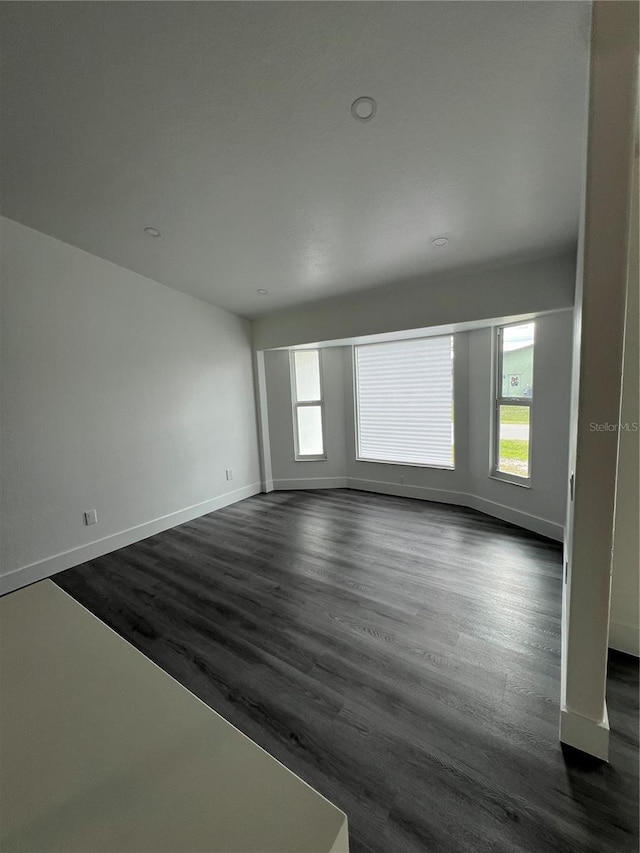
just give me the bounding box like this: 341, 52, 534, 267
351, 96, 377, 122
257, 289, 268, 295
144, 227, 161, 237
432, 236, 449, 247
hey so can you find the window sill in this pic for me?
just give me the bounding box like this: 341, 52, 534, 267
489, 473, 531, 488
356, 457, 455, 471
294, 456, 327, 462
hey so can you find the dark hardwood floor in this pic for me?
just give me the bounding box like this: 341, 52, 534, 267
54, 490, 639, 853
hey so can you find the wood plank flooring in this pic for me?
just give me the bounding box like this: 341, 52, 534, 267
54, 490, 639, 853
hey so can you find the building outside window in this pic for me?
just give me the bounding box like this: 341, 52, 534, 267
494, 322, 535, 482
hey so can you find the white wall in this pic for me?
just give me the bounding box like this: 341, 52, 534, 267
560, 0, 638, 761
467, 311, 574, 536
252, 253, 576, 351
343, 332, 471, 503
0, 217, 261, 593
264, 347, 347, 489
609, 145, 639, 657
263, 312, 573, 541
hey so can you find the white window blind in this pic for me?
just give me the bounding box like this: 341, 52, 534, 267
355, 336, 454, 468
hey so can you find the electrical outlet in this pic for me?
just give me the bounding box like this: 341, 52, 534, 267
83, 509, 97, 526
225, 469, 233, 481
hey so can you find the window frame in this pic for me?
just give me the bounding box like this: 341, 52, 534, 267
353, 334, 455, 470
491, 322, 534, 486
290, 349, 327, 461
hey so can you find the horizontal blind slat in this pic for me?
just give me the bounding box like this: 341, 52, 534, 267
356, 336, 454, 467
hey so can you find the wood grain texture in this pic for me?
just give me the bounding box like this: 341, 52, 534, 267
54, 490, 639, 853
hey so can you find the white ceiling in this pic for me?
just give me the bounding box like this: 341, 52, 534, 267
0, 2, 590, 318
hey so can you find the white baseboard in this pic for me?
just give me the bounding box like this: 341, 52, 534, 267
0, 483, 262, 596
560, 704, 610, 761
346, 478, 563, 542
273, 477, 348, 490
465, 494, 563, 541
346, 477, 467, 506
2, 477, 562, 597
609, 621, 640, 657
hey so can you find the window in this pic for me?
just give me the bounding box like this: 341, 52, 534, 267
290, 349, 325, 459
493, 322, 535, 482
355, 336, 454, 468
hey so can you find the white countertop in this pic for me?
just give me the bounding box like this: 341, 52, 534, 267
0, 580, 348, 853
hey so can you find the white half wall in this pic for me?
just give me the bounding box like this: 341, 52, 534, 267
609, 142, 639, 658
560, 0, 638, 760
0, 217, 261, 594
